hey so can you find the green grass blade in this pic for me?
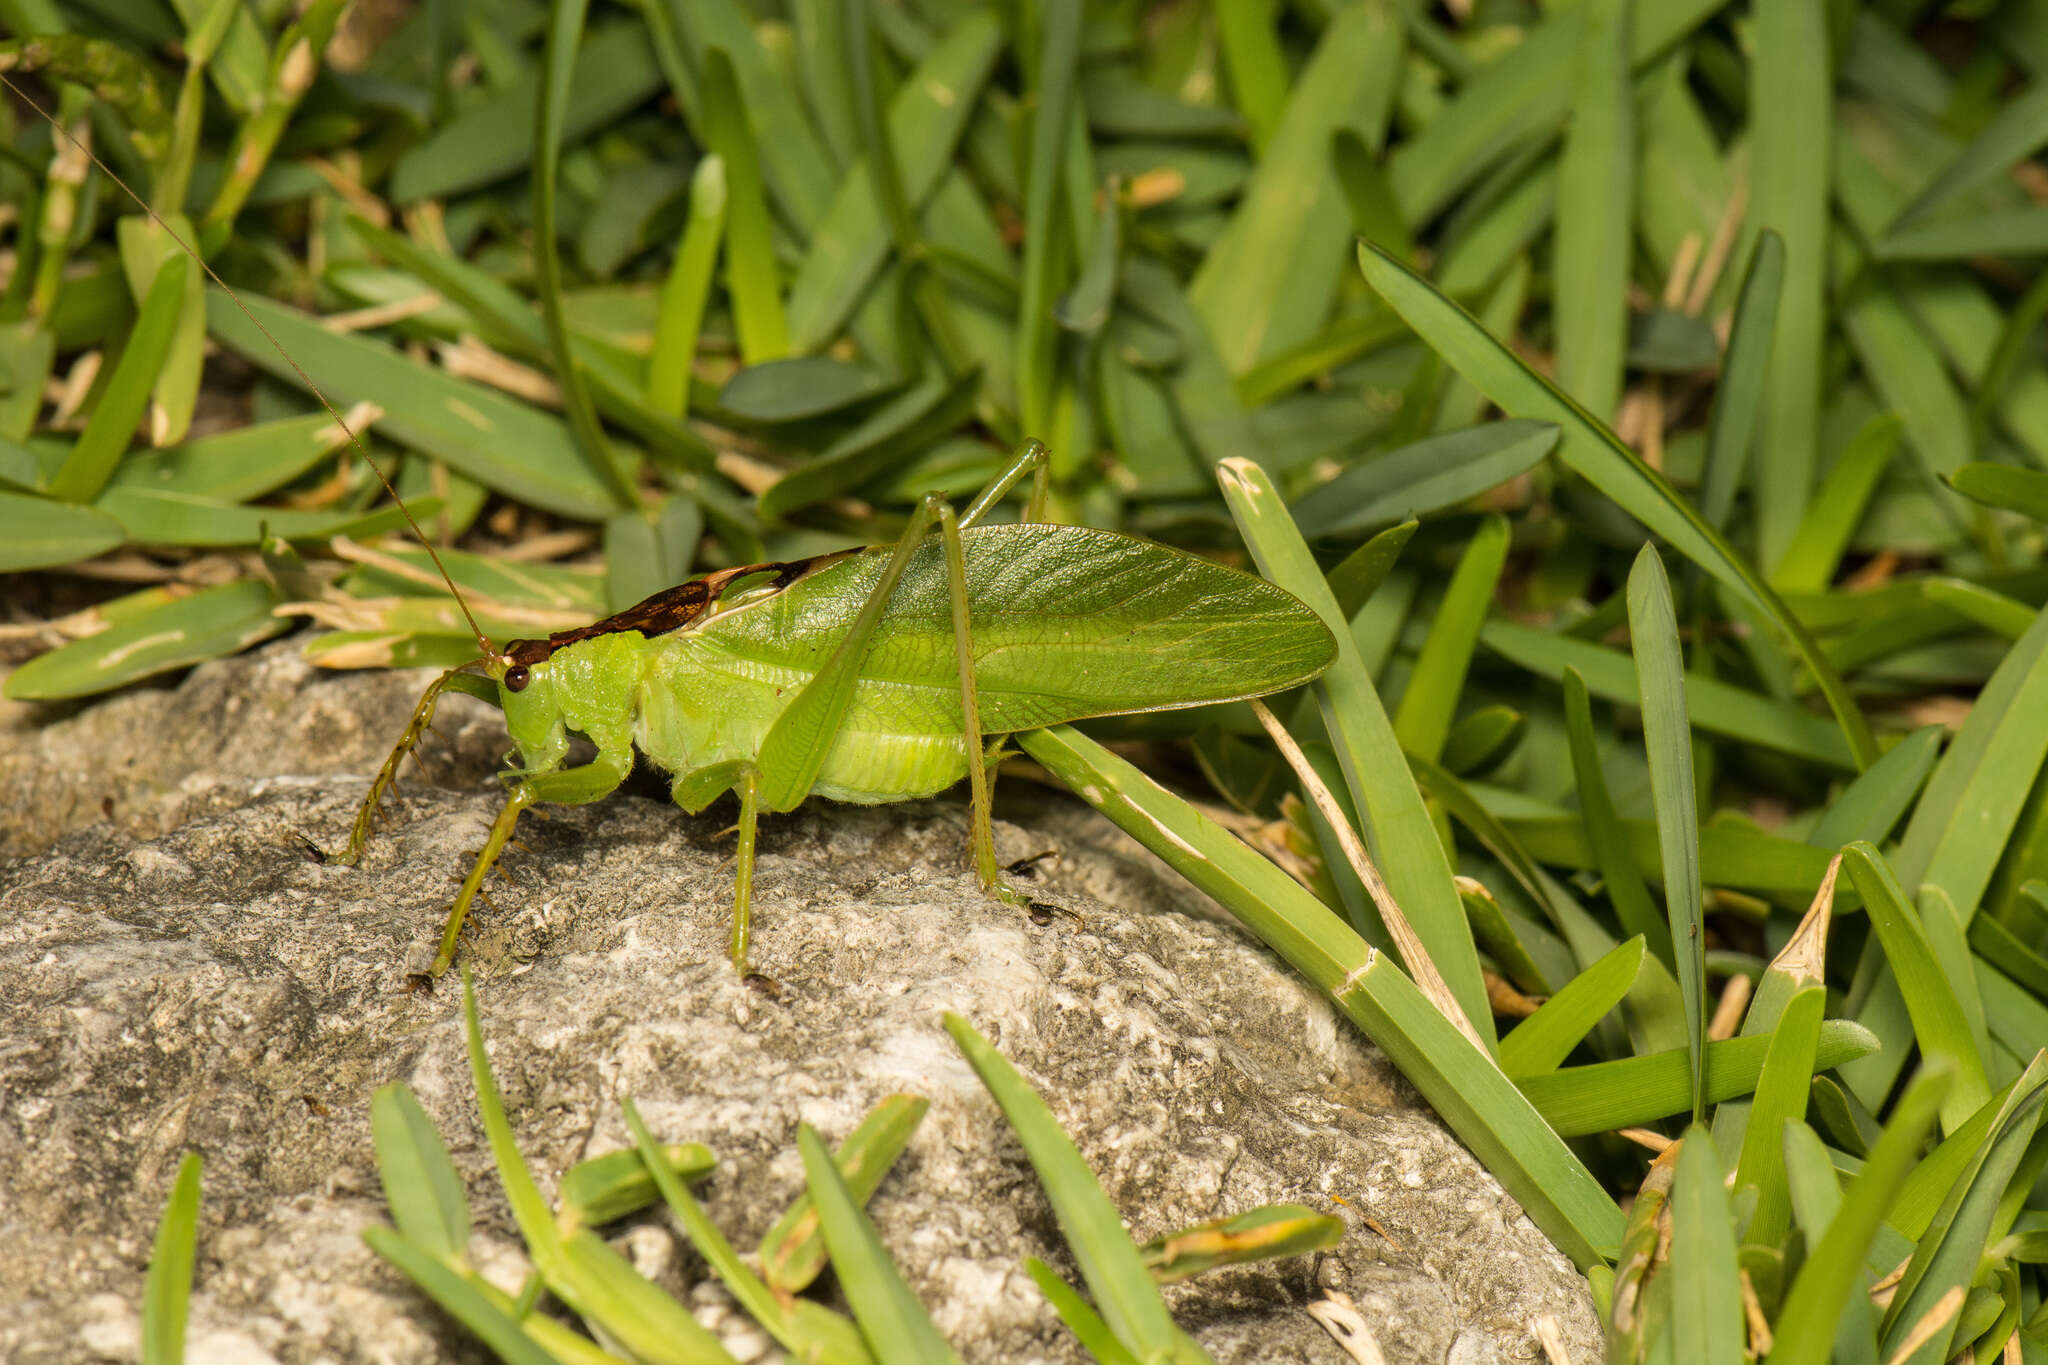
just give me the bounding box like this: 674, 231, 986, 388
1221, 457, 1495, 1049
1766, 1066, 1952, 1365
1017, 725, 1625, 1269
1746, 0, 1832, 565
46, 253, 186, 504
1393, 513, 1509, 763
556, 1141, 715, 1234
942, 1013, 1177, 1357
1514, 1020, 1878, 1136
1137, 1205, 1343, 1284
205, 289, 621, 520
760, 1094, 931, 1296
1289, 421, 1555, 540
1189, 0, 1398, 375
699, 47, 787, 366
1484, 622, 1858, 769
2, 577, 284, 700
1014, 0, 1081, 439
1875, 207, 2048, 260
1551, 0, 1633, 421
1023, 1260, 1143, 1365
1770, 413, 1903, 595
1923, 579, 2039, 641
114, 215, 206, 448
1809, 726, 1943, 851
531, 0, 635, 511
620, 1100, 873, 1365
1499, 935, 1646, 1078
1885, 79, 2048, 230
140, 1151, 202, 1365
1355, 241, 1878, 769
785, 11, 1003, 352
758, 368, 981, 519
1628, 546, 1707, 1118
369, 1084, 470, 1262
361, 1227, 570, 1365
1731, 985, 1825, 1246
1881, 1058, 2048, 1363
1843, 843, 1994, 1131
0, 488, 124, 572
1669, 1126, 1744, 1365
1949, 462, 2048, 522
1698, 231, 1784, 535
794, 1125, 961, 1365
1561, 668, 1673, 961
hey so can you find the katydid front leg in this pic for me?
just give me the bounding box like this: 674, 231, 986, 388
429, 737, 633, 976
340, 664, 499, 864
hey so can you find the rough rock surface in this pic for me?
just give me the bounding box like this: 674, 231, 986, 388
1, 644, 1602, 1364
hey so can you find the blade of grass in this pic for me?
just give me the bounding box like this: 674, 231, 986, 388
942, 1014, 1177, 1358
1698, 231, 1784, 536
1013, 0, 1080, 441
759, 1094, 931, 1296
1770, 414, 1904, 595
114, 214, 205, 447
784, 11, 1004, 352
1189, 0, 1398, 374
1222, 457, 1495, 1049
556, 1141, 715, 1234
1764, 1066, 1953, 1365
1880, 1061, 2048, 1363
1355, 242, 1878, 769
1514, 1020, 1877, 1136
1485, 622, 1858, 769
205, 289, 621, 520
2, 577, 285, 700
46, 254, 186, 504
531, 0, 636, 512
361, 1228, 569, 1365
1498, 935, 1647, 1078
140, 1151, 201, 1365
1562, 667, 1674, 962
1288, 421, 1556, 541
1552, 0, 1633, 421
0, 489, 124, 572
1137, 1205, 1342, 1284
699, 48, 787, 366
1842, 843, 1994, 1132
1949, 463, 2048, 522
1629, 546, 1707, 1118
1393, 513, 1509, 763
1747, 0, 1831, 564
1670, 1126, 1744, 1364
1019, 725, 1626, 1269
369, 1084, 470, 1262
793, 1126, 962, 1365
1023, 1260, 1143, 1365
1885, 79, 2048, 231
619, 1101, 874, 1365
1731, 985, 1825, 1246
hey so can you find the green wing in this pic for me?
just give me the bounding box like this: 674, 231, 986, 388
693, 524, 1337, 733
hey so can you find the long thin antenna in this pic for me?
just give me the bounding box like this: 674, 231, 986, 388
1, 68, 502, 666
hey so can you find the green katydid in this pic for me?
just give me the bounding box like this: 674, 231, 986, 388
0, 69, 1336, 981
347, 438, 1338, 979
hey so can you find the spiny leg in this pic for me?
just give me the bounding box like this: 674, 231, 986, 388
430, 751, 630, 975
729, 767, 761, 974
937, 499, 1030, 907
959, 438, 1050, 529
339, 665, 497, 864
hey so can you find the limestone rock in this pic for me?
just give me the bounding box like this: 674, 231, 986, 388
0, 645, 1601, 1363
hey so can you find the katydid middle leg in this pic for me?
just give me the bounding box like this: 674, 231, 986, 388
430, 742, 633, 974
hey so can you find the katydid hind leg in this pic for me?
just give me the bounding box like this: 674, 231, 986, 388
729, 767, 762, 975
937, 500, 1030, 909
755, 494, 944, 812
958, 438, 1049, 529
430, 750, 631, 975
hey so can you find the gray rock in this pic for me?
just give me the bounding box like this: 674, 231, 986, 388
0, 645, 1601, 1364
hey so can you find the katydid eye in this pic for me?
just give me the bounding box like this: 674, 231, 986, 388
505, 665, 530, 692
